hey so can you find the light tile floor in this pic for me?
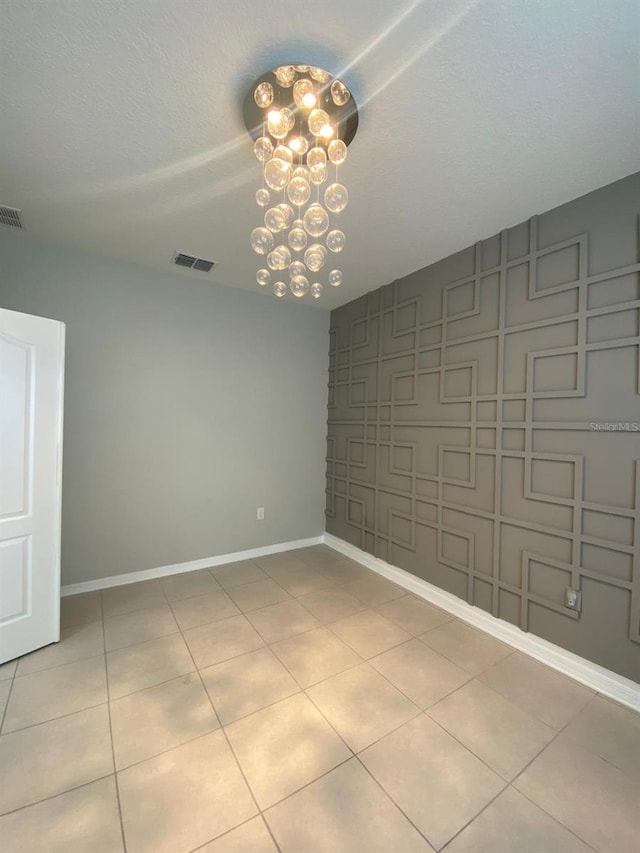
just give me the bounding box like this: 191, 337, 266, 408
0, 545, 638, 852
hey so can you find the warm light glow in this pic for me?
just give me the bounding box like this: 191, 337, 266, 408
247, 65, 355, 300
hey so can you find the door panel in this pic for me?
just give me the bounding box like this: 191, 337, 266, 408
0, 308, 65, 663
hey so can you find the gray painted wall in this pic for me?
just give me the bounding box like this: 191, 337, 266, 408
0, 231, 329, 585
326, 172, 640, 681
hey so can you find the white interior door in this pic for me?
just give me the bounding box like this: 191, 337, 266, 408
0, 308, 65, 663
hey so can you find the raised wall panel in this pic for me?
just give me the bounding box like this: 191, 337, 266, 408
0, 536, 30, 623
326, 173, 640, 681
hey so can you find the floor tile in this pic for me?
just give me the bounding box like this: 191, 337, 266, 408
198, 816, 277, 852
271, 627, 361, 688
160, 569, 220, 601
265, 565, 337, 597
101, 580, 166, 618
0, 705, 113, 814
375, 595, 453, 635
183, 615, 264, 669
60, 590, 102, 628
515, 736, 640, 853
0, 681, 11, 721
104, 604, 178, 652
0, 776, 124, 853
341, 572, 407, 607
0, 660, 17, 681
370, 639, 471, 708
420, 620, 512, 675
296, 588, 366, 623
170, 589, 240, 630
306, 662, 419, 752
558, 694, 640, 779
226, 578, 291, 612
225, 693, 351, 808
338, 574, 406, 607
201, 647, 298, 725
255, 552, 310, 575
428, 680, 555, 780
444, 786, 593, 852
360, 714, 505, 849
330, 610, 411, 658
246, 599, 320, 643
110, 673, 219, 769
107, 634, 194, 699
211, 560, 267, 588
3, 656, 107, 732
265, 758, 435, 852
478, 652, 595, 729
118, 731, 257, 853
16, 621, 105, 676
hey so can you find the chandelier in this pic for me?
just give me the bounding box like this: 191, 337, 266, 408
243, 65, 358, 300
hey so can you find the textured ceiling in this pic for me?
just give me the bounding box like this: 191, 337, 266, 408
1, 0, 639, 310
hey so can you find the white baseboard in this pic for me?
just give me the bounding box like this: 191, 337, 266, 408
60, 535, 324, 596
323, 533, 640, 713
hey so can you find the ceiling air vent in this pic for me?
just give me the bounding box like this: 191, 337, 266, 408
0, 205, 24, 230
172, 252, 215, 272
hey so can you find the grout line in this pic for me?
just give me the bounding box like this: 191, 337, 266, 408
355, 752, 455, 851
161, 586, 279, 851
101, 603, 128, 853
0, 666, 17, 735
3, 547, 615, 849
0, 772, 118, 820
1, 696, 110, 737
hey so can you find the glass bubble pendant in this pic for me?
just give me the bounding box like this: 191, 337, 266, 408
329, 269, 343, 287
264, 158, 291, 190
254, 81, 274, 108
307, 147, 327, 170
274, 66, 296, 87
288, 260, 306, 278
309, 166, 327, 186
310, 282, 323, 298
308, 109, 330, 136
330, 79, 350, 106
304, 243, 326, 272
326, 229, 345, 252
267, 110, 289, 139
293, 78, 315, 109
255, 188, 270, 207
324, 183, 348, 213
277, 203, 294, 228
287, 176, 311, 206
328, 139, 347, 164
289, 136, 309, 155
288, 226, 307, 252
273, 145, 293, 164
273, 281, 287, 297
250, 227, 274, 255
303, 203, 329, 237
256, 269, 270, 286
264, 206, 285, 233
290, 275, 310, 297
267, 245, 291, 270
254, 136, 273, 162
310, 67, 330, 83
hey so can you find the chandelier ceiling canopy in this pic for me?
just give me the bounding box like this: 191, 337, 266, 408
243, 64, 358, 300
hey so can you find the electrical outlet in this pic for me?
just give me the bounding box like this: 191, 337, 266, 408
565, 587, 582, 611
256, 507, 265, 521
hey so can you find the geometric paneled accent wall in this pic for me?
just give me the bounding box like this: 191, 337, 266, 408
326, 172, 640, 682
